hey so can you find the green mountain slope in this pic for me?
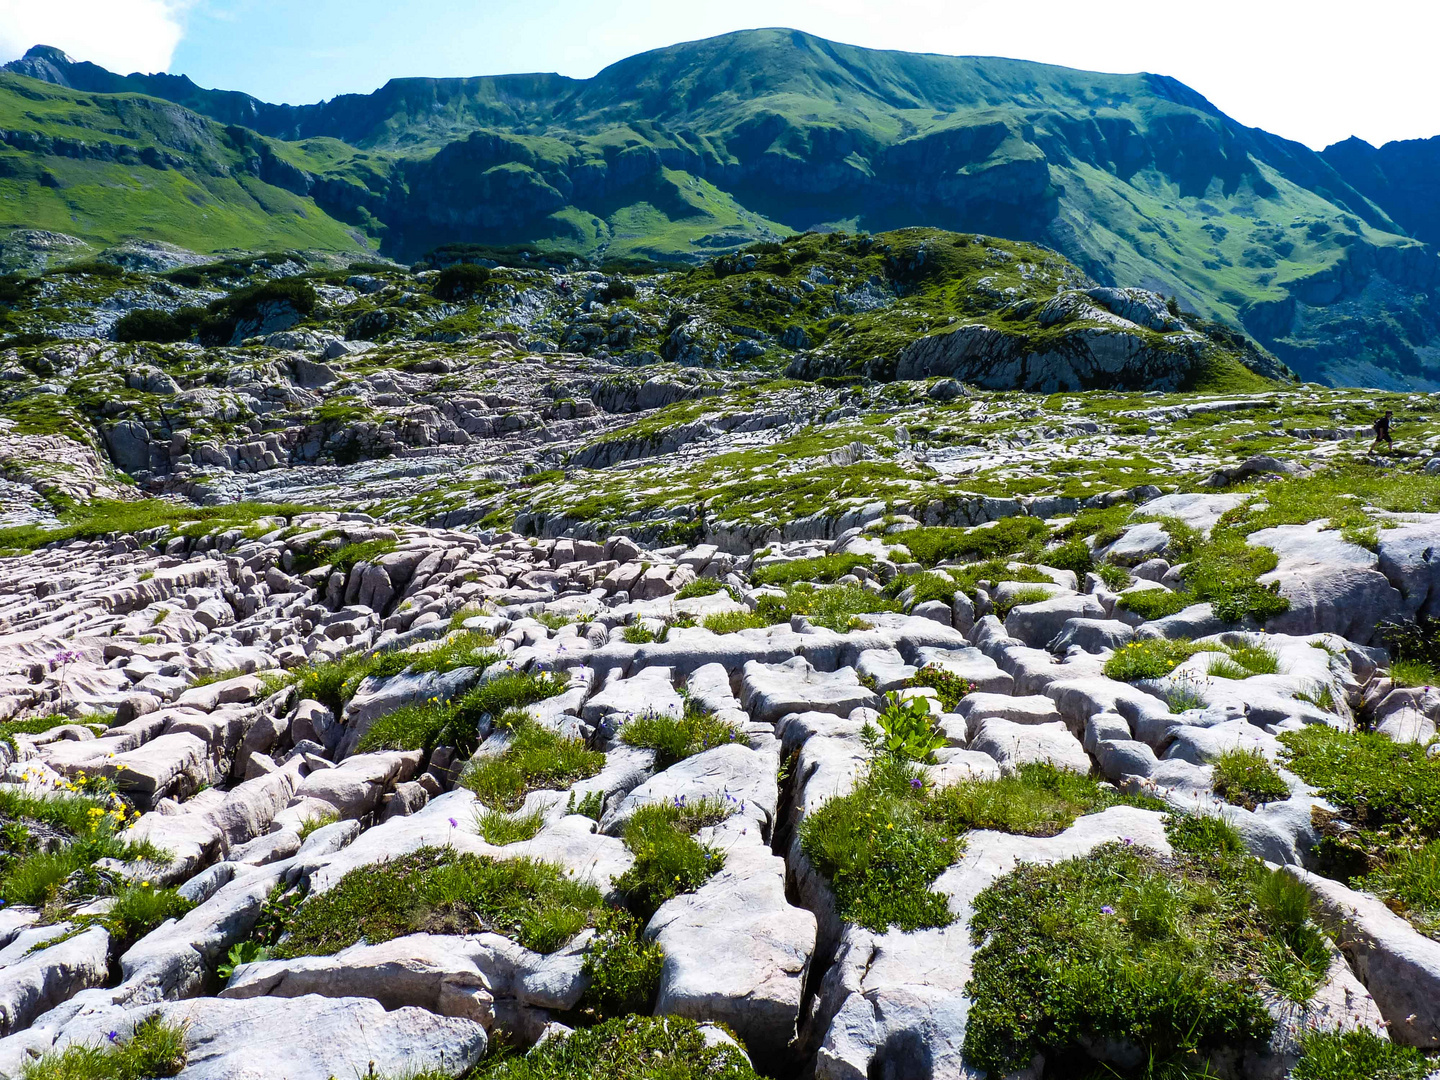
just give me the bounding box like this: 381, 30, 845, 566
4, 31, 1439, 387
0, 73, 372, 257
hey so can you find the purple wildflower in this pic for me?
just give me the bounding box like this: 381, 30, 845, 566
448, 818, 458, 828
106, 1031, 119, 1043
910, 777, 922, 790
1100, 906, 1115, 915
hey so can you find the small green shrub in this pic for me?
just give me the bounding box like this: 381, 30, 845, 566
1096, 562, 1132, 590
475, 1014, 759, 1080
1041, 538, 1093, 577
1116, 588, 1191, 620
614, 803, 727, 919
20, 1014, 187, 1080
113, 308, 201, 343
565, 789, 605, 820
433, 263, 492, 300
901, 665, 972, 711
1212, 748, 1290, 809
620, 703, 744, 768
1103, 638, 1200, 681
866, 694, 946, 764
273, 847, 603, 958
578, 908, 665, 1020
1165, 812, 1247, 858
217, 940, 269, 980
460, 721, 603, 811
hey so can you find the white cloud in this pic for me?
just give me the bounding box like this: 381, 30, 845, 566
0, 0, 188, 75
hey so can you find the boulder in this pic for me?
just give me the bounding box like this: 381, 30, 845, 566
647, 845, 816, 1064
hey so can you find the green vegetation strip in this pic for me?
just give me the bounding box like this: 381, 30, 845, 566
474, 1015, 758, 1080
800, 759, 1154, 933
1280, 726, 1440, 936
271, 847, 604, 958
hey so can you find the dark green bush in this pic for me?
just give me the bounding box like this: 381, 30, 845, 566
112, 308, 201, 343
433, 263, 492, 300
963, 829, 1332, 1076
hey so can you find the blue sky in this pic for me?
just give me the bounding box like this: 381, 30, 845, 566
2, 0, 1438, 150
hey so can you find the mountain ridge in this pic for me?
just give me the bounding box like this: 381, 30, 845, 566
3, 31, 1440, 388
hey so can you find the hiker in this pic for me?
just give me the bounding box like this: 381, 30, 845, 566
1371, 409, 1394, 454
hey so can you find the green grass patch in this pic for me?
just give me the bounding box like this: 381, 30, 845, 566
1102, 638, 1201, 681
0, 500, 314, 556
1116, 588, 1191, 620
1211, 748, 1290, 810
992, 585, 1053, 619
460, 721, 604, 811
20, 1013, 187, 1080
922, 763, 1156, 838
700, 610, 771, 634
0, 791, 164, 909
675, 577, 733, 600
272, 847, 603, 958
1390, 658, 1440, 689
1360, 838, 1440, 940
892, 518, 1049, 566
963, 814, 1336, 1076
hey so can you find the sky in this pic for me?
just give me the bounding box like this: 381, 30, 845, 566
1, 0, 1437, 150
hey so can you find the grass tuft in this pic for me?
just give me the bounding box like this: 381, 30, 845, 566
460, 721, 603, 811
1211, 748, 1289, 809
620, 702, 744, 768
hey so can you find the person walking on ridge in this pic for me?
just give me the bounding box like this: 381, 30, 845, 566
1371, 409, 1394, 454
